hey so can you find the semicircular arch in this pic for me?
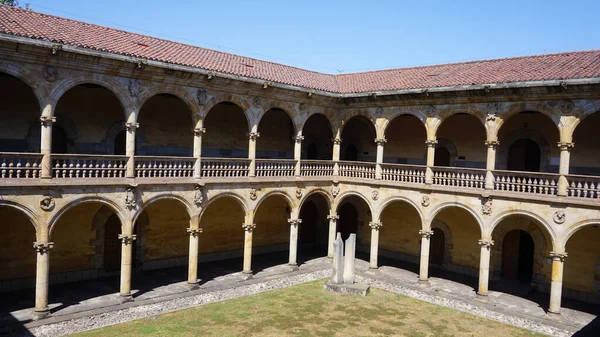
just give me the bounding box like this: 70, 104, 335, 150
426, 202, 483, 234
49, 196, 127, 236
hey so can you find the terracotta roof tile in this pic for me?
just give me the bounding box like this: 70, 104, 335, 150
1, 5, 600, 94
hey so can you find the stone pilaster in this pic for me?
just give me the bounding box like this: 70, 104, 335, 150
369, 222, 382, 269
548, 252, 568, 315
327, 215, 339, 258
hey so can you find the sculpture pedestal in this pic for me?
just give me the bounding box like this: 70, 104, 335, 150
324, 282, 370, 296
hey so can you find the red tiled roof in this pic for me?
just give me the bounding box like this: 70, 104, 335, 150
1, 5, 600, 94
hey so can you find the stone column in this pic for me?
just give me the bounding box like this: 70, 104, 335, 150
186, 227, 203, 289
484, 141, 499, 190
369, 222, 382, 269
419, 229, 434, 283
118, 233, 136, 303
477, 239, 494, 299
425, 140, 437, 184
125, 122, 139, 179
248, 132, 260, 177
32, 240, 53, 319
288, 219, 302, 268
193, 126, 205, 179
294, 135, 304, 177
242, 223, 256, 278
557, 143, 574, 197
332, 138, 342, 176
40, 113, 56, 179
548, 252, 567, 315
375, 138, 386, 180
327, 215, 339, 258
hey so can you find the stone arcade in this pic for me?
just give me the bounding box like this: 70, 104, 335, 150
1, 5, 600, 323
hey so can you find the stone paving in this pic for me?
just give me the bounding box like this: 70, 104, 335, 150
0, 251, 598, 336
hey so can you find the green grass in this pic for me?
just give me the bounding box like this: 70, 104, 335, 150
73, 280, 547, 337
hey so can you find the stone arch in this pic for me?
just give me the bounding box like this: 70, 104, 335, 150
0, 199, 41, 230
202, 97, 253, 131
333, 191, 373, 215
382, 111, 427, 138
202, 100, 252, 157
431, 138, 458, 166
258, 105, 299, 136
49, 197, 127, 236
488, 210, 556, 249
299, 112, 335, 137
340, 114, 377, 137
431, 219, 454, 266
498, 103, 562, 127
199, 192, 249, 222
132, 193, 196, 227
90, 206, 122, 271
375, 196, 423, 224
137, 89, 199, 124
49, 76, 131, 119
298, 189, 333, 212
0, 63, 46, 109
581, 100, 600, 120
438, 109, 487, 129
256, 108, 296, 159
254, 190, 296, 213
561, 219, 600, 250
497, 127, 553, 172
340, 115, 377, 162
426, 202, 483, 234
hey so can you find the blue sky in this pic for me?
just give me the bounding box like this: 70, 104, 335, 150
23, 0, 600, 74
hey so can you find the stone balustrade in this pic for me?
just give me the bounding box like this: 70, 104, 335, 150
0, 152, 42, 178
300, 160, 334, 177
380, 163, 426, 184
567, 174, 600, 199
135, 156, 195, 178
52, 154, 127, 178
255, 159, 295, 177
493, 170, 559, 195
432, 166, 486, 189
201, 157, 251, 178
338, 161, 376, 180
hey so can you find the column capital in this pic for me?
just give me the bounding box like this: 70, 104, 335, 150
484, 140, 500, 148
550, 251, 568, 262
187, 227, 203, 237
40, 116, 56, 127
332, 138, 342, 145
478, 239, 495, 249
369, 222, 382, 230
248, 132, 260, 140
557, 142, 575, 151
327, 215, 339, 221
374, 138, 387, 146
419, 230, 434, 238
33, 241, 54, 254
124, 122, 140, 132
193, 127, 206, 136
293, 135, 304, 143
118, 234, 137, 245
425, 139, 438, 147
242, 223, 256, 232
288, 218, 302, 227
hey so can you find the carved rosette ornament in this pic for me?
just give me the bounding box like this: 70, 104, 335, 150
33, 242, 54, 254
426, 104, 437, 116
252, 96, 261, 107
557, 99, 575, 114
39, 196, 55, 211
187, 227, 203, 237
128, 79, 141, 98
298, 103, 306, 111
193, 185, 204, 206
331, 184, 340, 198
295, 188, 303, 199
40, 116, 56, 127
248, 132, 260, 141
196, 88, 208, 105
288, 219, 302, 227
478, 239, 495, 249
425, 139, 438, 148
42, 66, 58, 82
124, 122, 140, 132
553, 211, 566, 224
125, 187, 137, 209
371, 190, 379, 201
118, 234, 137, 245
481, 196, 493, 216
249, 188, 258, 201
549, 251, 568, 262
419, 230, 434, 239
369, 222, 382, 230
421, 196, 430, 207
242, 223, 256, 232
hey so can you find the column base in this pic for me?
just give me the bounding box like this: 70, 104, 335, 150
32, 308, 50, 320
368, 265, 379, 270
186, 281, 200, 291
242, 271, 253, 280
417, 279, 430, 287
119, 293, 134, 304
287, 263, 299, 271
547, 310, 562, 318
475, 293, 490, 303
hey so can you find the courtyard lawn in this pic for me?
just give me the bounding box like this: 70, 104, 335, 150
73, 280, 545, 337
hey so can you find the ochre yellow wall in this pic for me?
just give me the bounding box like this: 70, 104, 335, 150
142, 199, 189, 261
434, 207, 481, 269
51, 203, 101, 274
572, 113, 600, 169
138, 94, 193, 148
0, 207, 37, 280
564, 226, 600, 293
437, 114, 487, 162
379, 201, 421, 255
199, 198, 245, 253
0, 75, 39, 143
384, 115, 426, 162
203, 103, 249, 152
257, 109, 294, 157
253, 196, 290, 247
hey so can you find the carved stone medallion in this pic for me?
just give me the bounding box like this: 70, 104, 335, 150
193, 185, 204, 206
249, 188, 258, 201
128, 79, 141, 98
295, 188, 303, 199
481, 196, 493, 215
125, 187, 137, 209
42, 66, 58, 82
331, 184, 340, 198
371, 190, 379, 201
553, 211, 566, 224
39, 196, 55, 211
421, 196, 430, 207
196, 88, 208, 105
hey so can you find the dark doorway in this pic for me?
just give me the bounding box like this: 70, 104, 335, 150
114, 130, 126, 155
343, 144, 358, 161
434, 147, 451, 167
508, 139, 541, 172
338, 203, 359, 241
430, 228, 445, 264
306, 142, 318, 160
103, 214, 122, 272
299, 200, 318, 244
502, 229, 534, 282
52, 125, 69, 154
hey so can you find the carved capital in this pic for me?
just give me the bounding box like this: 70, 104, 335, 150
557, 142, 575, 151
549, 251, 568, 262
478, 239, 495, 249
248, 132, 260, 141
294, 135, 305, 143
118, 234, 137, 245
332, 138, 342, 145
419, 230, 434, 239
327, 215, 339, 221
374, 138, 387, 146
187, 227, 203, 237
425, 139, 438, 148
40, 116, 56, 127
288, 219, 302, 227
33, 242, 54, 254
242, 223, 256, 232
484, 140, 500, 148
124, 122, 140, 132
193, 127, 206, 136
369, 222, 382, 230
